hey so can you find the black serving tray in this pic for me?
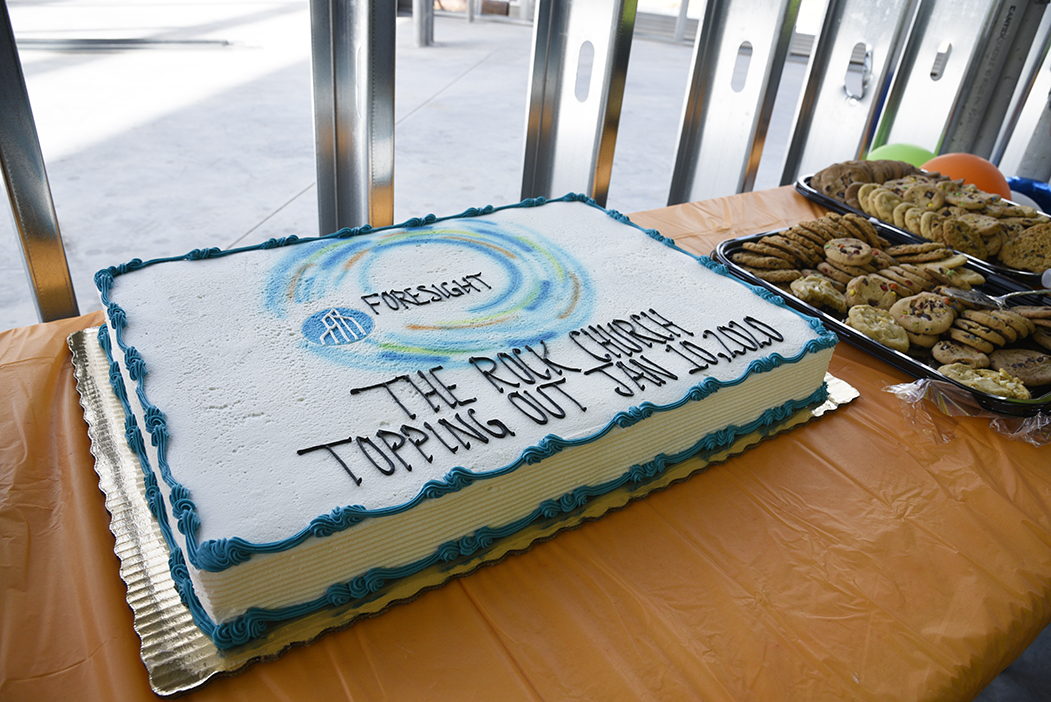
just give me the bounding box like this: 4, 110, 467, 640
795, 174, 1046, 288
713, 226, 1051, 417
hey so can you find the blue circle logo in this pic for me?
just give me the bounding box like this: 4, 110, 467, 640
302, 308, 374, 346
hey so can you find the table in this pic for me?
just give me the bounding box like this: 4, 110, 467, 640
2, 187, 1049, 701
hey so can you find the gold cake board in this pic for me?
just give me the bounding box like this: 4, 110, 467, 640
69, 327, 858, 697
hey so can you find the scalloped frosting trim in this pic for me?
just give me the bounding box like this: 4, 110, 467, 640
208, 385, 830, 647
95, 193, 837, 647
101, 320, 831, 648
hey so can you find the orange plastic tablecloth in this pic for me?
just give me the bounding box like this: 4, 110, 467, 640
2, 187, 1050, 701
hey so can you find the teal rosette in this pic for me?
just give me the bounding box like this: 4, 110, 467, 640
213, 617, 268, 648
168, 484, 194, 520
349, 573, 385, 599
436, 541, 462, 562
325, 582, 353, 607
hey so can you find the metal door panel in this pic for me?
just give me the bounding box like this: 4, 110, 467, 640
780, 0, 917, 184
521, 0, 638, 206
668, 0, 801, 204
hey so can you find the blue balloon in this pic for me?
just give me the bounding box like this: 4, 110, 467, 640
1007, 177, 1051, 214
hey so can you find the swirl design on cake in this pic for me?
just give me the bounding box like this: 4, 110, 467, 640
264, 219, 594, 369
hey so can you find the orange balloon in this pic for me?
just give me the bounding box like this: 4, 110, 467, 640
921, 153, 1011, 199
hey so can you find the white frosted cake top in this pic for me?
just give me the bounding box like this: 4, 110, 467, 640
99, 196, 834, 569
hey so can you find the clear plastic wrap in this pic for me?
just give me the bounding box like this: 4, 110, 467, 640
883, 378, 1051, 447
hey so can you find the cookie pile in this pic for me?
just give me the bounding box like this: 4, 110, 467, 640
808, 159, 921, 202
810, 160, 1051, 274
729, 213, 982, 301
851, 298, 1050, 398
729, 212, 889, 284
728, 212, 1051, 399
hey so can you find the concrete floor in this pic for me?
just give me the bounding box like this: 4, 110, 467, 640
2, 2, 1048, 698
3, 0, 804, 331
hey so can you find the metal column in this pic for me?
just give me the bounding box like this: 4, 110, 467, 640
993, 8, 1051, 179
310, 0, 395, 235
1, 2, 79, 322
668, 0, 801, 205
521, 0, 638, 207
413, 0, 434, 47
520, 0, 536, 23
873, 0, 1048, 158
1003, 32, 1051, 181
942, 0, 1048, 157
780, 0, 918, 184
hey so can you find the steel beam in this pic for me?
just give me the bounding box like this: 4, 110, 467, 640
521, 0, 638, 207
668, 0, 801, 204
780, 0, 917, 184
0, 2, 79, 322
310, 0, 395, 234
993, 10, 1051, 180
413, 0, 434, 47
874, 0, 1048, 158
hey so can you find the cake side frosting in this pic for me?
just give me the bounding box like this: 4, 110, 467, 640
96, 194, 837, 647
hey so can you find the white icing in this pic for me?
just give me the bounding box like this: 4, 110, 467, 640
101, 198, 834, 635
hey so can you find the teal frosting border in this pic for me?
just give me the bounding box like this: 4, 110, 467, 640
94, 193, 838, 648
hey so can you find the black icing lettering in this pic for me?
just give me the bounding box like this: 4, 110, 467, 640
527, 387, 567, 419
511, 347, 552, 381
423, 421, 458, 454
629, 313, 676, 343
583, 362, 635, 397
525, 340, 582, 376
538, 377, 586, 413
403, 374, 442, 412
437, 413, 488, 449
720, 322, 759, 352
413, 370, 448, 409
602, 322, 646, 353
715, 325, 754, 355
464, 272, 491, 289
426, 366, 476, 408
644, 309, 693, 338
498, 352, 540, 385
702, 329, 736, 362
297, 440, 362, 486
417, 285, 444, 303
569, 330, 611, 362
630, 354, 678, 382
465, 407, 515, 439
356, 436, 396, 476
507, 391, 550, 424
390, 289, 416, 308
729, 319, 764, 347
441, 281, 464, 297
470, 355, 520, 393
361, 274, 491, 314
743, 316, 783, 346
361, 293, 383, 314
400, 424, 434, 463
400, 288, 428, 306
667, 339, 717, 373
610, 318, 660, 348
376, 429, 412, 472
351, 375, 417, 420
614, 361, 651, 391
411, 366, 476, 412
586, 325, 632, 357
